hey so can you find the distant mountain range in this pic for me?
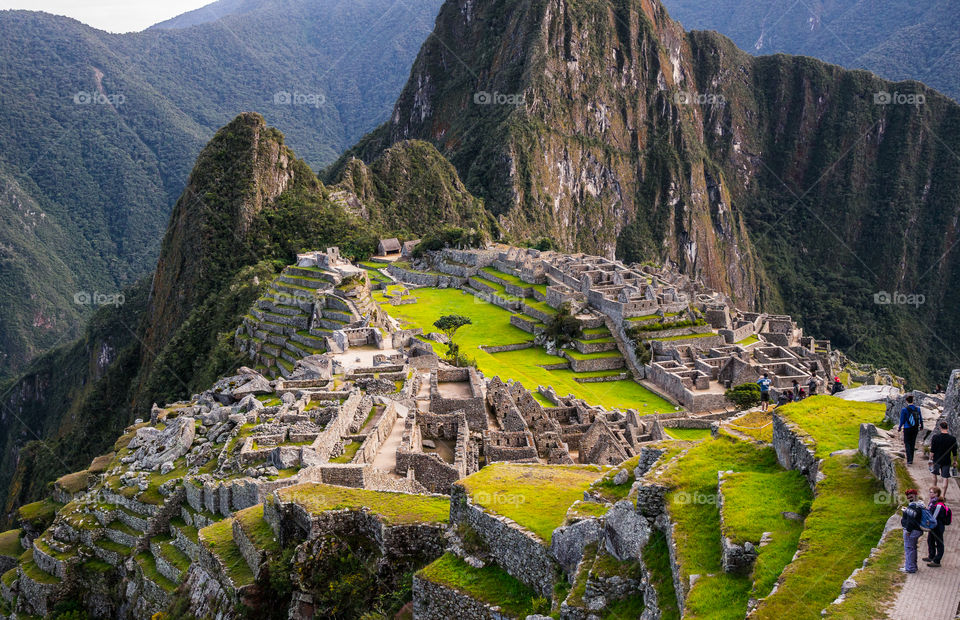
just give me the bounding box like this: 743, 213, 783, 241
661, 0, 960, 101
0, 0, 443, 380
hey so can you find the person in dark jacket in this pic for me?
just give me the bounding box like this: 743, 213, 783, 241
807, 375, 819, 396
929, 421, 959, 500
831, 376, 844, 394
901, 488, 925, 573
792, 379, 801, 400
898, 395, 924, 465
922, 487, 949, 567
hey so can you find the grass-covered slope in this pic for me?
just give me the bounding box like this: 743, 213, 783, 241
457, 463, 606, 544
277, 483, 450, 525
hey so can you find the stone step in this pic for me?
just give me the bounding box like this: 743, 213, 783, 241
93, 535, 133, 566
105, 520, 141, 548
169, 518, 200, 562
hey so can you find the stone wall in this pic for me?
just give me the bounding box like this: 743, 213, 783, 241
771, 413, 819, 489
413, 574, 513, 620
448, 484, 556, 597
858, 423, 903, 496
354, 401, 399, 464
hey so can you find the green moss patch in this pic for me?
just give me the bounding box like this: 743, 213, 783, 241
277, 483, 450, 525
778, 396, 885, 456
459, 463, 605, 544
418, 553, 543, 617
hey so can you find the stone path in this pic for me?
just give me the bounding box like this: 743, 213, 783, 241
371, 405, 407, 475
887, 428, 960, 620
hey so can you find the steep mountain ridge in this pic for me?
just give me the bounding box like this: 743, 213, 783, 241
661, 0, 960, 102
0, 0, 442, 379
0, 115, 488, 519
333, 0, 960, 387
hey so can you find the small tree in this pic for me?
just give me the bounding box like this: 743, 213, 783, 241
544, 303, 582, 346
434, 314, 473, 366
725, 382, 762, 409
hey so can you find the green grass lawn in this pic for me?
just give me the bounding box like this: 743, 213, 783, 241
663, 427, 712, 441
458, 463, 605, 544
736, 335, 760, 346
822, 528, 905, 619
234, 505, 280, 553
418, 553, 545, 616
778, 396, 885, 455
727, 410, 773, 442
277, 483, 450, 525
659, 435, 785, 619
752, 455, 890, 619
721, 471, 812, 598
375, 287, 675, 412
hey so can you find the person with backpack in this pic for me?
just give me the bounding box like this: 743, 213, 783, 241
922, 487, 951, 567
929, 421, 959, 499
831, 376, 845, 394
757, 373, 772, 412
807, 375, 819, 396
898, 395, 924, 465
901, 488, 926, 573
792, 379, 801, 400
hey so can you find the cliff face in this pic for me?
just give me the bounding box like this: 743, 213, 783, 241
137, 114, 305, 389
339, 0, 764, 304
336, 0, 960, 386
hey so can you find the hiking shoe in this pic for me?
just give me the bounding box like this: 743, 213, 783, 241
921, 557, 932, 562
899, 568, 917, 573
926, 562, 941, 568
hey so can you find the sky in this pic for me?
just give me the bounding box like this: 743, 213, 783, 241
0, 0, 214, 32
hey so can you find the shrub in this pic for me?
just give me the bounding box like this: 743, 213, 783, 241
412, 226, 487, 257
544, 303, 582, 346
726, 383, 762, 409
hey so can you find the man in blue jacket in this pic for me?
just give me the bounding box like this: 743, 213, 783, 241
898, 394, 924, 465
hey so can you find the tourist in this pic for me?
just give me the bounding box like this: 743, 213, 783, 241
901, 488, 925, 573
758, 373, 772, 411
898, 395, 924, 465
922, 487, 950, 568
929, 421, 958, 499
792, 379, 801, 400
831, 376, 844, 394
775, 392, 789, 408
807, 375, 818, 396
798, 387, 806, 400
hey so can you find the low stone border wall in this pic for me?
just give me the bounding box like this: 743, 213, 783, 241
858, 423, 904, 497
480, 343, 534, 354
771, 413, 819, 489
413, 573, 512, 620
